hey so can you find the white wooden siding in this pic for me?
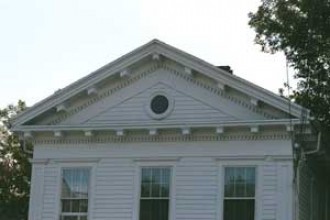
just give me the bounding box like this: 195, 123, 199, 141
60, 69, 267, 126
260, 164, 278, 220
86, 83, 236, 125
28, 164, 44, 220
175, 158, 217, 220
42, 164, 60, 220
31, 140, 295, 220
93, 159, 135, 220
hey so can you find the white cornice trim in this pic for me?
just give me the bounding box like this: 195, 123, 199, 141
214, 155, 292, 161
31, 133, 291, 145
12, 39, 308, 128
13, 119, 302, 132
133, 157, 181, 162
51, 158, 101, 163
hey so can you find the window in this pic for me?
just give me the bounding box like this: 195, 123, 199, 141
60, 168, 90, 220
139, 167, 171, 220
223, 167, 256, 220
150, 95, 169, 114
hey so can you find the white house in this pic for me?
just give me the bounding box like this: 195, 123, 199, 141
12, 40, 316, 220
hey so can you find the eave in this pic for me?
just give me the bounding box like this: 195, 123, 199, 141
12, 39, 309, 129
13, 119, 303, 133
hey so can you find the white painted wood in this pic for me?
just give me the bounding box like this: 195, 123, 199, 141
33, 139, 293, 159
176, 158, 217, 220
12, 40, 307, 128
87, 86, 98, 96
120, 69, 129, 77
149, 128, 157, 135
216, 127, 224, 134
59, 69, 272, 127
152, 52, 161, 61
41, 164, 60, 220
217, 82, 226, 91
29, 140, 295, 220
116, 129, 124, 136
250, 125, 259, 133
28, 164, 44, 220
84, 130, 93, 137
56, 103, 67, 112
21, 40, 304, 220
250, 98, 259, 106
286, 124, 294, 132
260, 163, 278, 220
184, 66, 192, 75
24, 131, 33, 138
181, 128, 190, 135
54, 131, 63, 138
93, 159, 134, 220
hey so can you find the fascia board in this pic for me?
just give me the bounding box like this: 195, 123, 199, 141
12, 39, 308, 128
13, 119, 303, 132
12, 41, 158, 128
155, 41, 308, 118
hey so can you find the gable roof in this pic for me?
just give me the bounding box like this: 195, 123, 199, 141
12, 39, 307, 129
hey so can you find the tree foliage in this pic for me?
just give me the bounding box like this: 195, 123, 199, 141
0, 101, 31, 220
249, 0, 330, 133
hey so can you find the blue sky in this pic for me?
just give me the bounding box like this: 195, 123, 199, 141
0, 0, 292, 108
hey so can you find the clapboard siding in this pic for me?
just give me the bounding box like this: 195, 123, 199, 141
28, 165, 44, 220
176, 158, 217, 220
86, 83, 235, 125
260, 164, 278, 220
34, 150, 292, 220
60, 69, 268, 126
93, 159, 135, 220
42, 165, 59, 220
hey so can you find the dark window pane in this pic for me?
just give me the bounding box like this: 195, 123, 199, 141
62, 199, 88, 213
151, 168, 161, 197
140, 199, 169, 220
235, 168, 245, 197
160, 168, 170, 197
224, 168, 235, 197
62, 169, 89, 198
225, 167, 255, 198
224, 199, 255, 220
245, 168, 256, 197
150, 95, 169, 114
141, 168, 152, 197
61, 216, 78, 220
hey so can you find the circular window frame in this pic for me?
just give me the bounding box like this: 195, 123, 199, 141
145, 91, 174, 120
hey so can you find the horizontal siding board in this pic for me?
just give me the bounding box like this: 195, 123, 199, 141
93, 159, 134, 220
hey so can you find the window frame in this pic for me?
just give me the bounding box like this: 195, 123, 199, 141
134, 161, 176, 220
217, 162, 260, 220
58, 164, 95, 220
223, 166, 256, 220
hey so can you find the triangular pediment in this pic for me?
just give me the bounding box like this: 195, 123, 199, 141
12, 39, 307, 132
53, 68, 270, 128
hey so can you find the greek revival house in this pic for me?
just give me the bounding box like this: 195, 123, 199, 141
13, 40, 315, 220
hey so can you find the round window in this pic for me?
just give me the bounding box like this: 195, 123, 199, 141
150, 95, 169, 114
145, 92, 174, 120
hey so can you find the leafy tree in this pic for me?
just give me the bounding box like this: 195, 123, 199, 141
248, 0, 330, 144
0, 101, 31, 220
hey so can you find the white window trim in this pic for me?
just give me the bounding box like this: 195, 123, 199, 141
217, 161, 260, 220
133, 161, 176, 220
56, 162, 96, 220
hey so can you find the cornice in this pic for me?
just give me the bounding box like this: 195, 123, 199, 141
31, 133, 291, 145
13, 39, 307, 128
162, 64, 276, 119
40, 63, 278, 127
